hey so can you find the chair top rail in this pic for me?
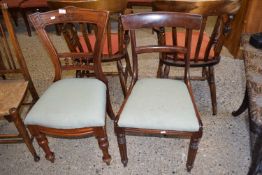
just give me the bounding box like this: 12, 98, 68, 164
121, 12, 202, 30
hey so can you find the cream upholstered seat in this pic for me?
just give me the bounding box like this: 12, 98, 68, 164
25, 78, 107, 129
118, 78, 199, 131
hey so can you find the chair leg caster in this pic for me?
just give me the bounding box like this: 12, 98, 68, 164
34, 155, 40, 162
45, 152, 55, 163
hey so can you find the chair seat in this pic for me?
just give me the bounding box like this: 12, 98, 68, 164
118, 78, 200, 131
165, 31, 214, 60
25, 78, 107, 129
79, 33, 119, 55
0, 80, 28, 117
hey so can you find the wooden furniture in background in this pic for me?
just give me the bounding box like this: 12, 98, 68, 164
152, 0, 241, 115
231, 35, 262, 175
25, 7, 114, 164
2, 0, 49, 36
2, 0, 24, 26
19, 0, 48, 36
127, 0, 152, 8
225, 0, 262, 58
0, 3, 39, 161
47, 0, 132, 97
115, 12, 203, 172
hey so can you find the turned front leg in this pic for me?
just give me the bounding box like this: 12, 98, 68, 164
95, 127, 111, 165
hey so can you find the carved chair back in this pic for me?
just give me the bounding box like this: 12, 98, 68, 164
47, 0, 129, 64
47, 0, 132, 96
28, 6, 109, 83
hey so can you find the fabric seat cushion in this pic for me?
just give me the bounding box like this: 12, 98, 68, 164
118, 78, 200, 132
25, 78, 107, 129
165, 31, 214, 60
0, 80, 28, 117
79, 33, 119, 55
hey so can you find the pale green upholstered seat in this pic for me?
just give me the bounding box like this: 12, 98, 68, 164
25, 78, 107, 129
118, 78, 200, 132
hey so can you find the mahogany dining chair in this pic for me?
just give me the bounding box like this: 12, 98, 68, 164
24, 6, 114, 164
115, 11, 203, 172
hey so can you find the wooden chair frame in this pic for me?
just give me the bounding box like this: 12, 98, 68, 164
27, 6, 114, 164
152, 0, 241, 115
47, 0, 133, 97
114, 12, 203, 172
0, 3, 39, 161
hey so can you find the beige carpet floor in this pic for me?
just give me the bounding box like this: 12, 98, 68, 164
0, 13, 250, 175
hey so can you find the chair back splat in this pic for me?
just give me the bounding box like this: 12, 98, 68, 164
25, 7, 114, 164
0, 2, 39, 161
115, 12, 203, 172
47, 0, 132, 97
152, 0, 241, 115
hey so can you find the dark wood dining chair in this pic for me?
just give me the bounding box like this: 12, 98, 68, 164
24, 6, 114, 164
19, 0, 49, 36
115, 12, 203, 172
152, 0, 241, 115
0, 2, 39, 161
47, 0, 132, 97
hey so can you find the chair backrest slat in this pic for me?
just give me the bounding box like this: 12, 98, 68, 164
122, 12, 202, 30
194, 16, 207, 61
